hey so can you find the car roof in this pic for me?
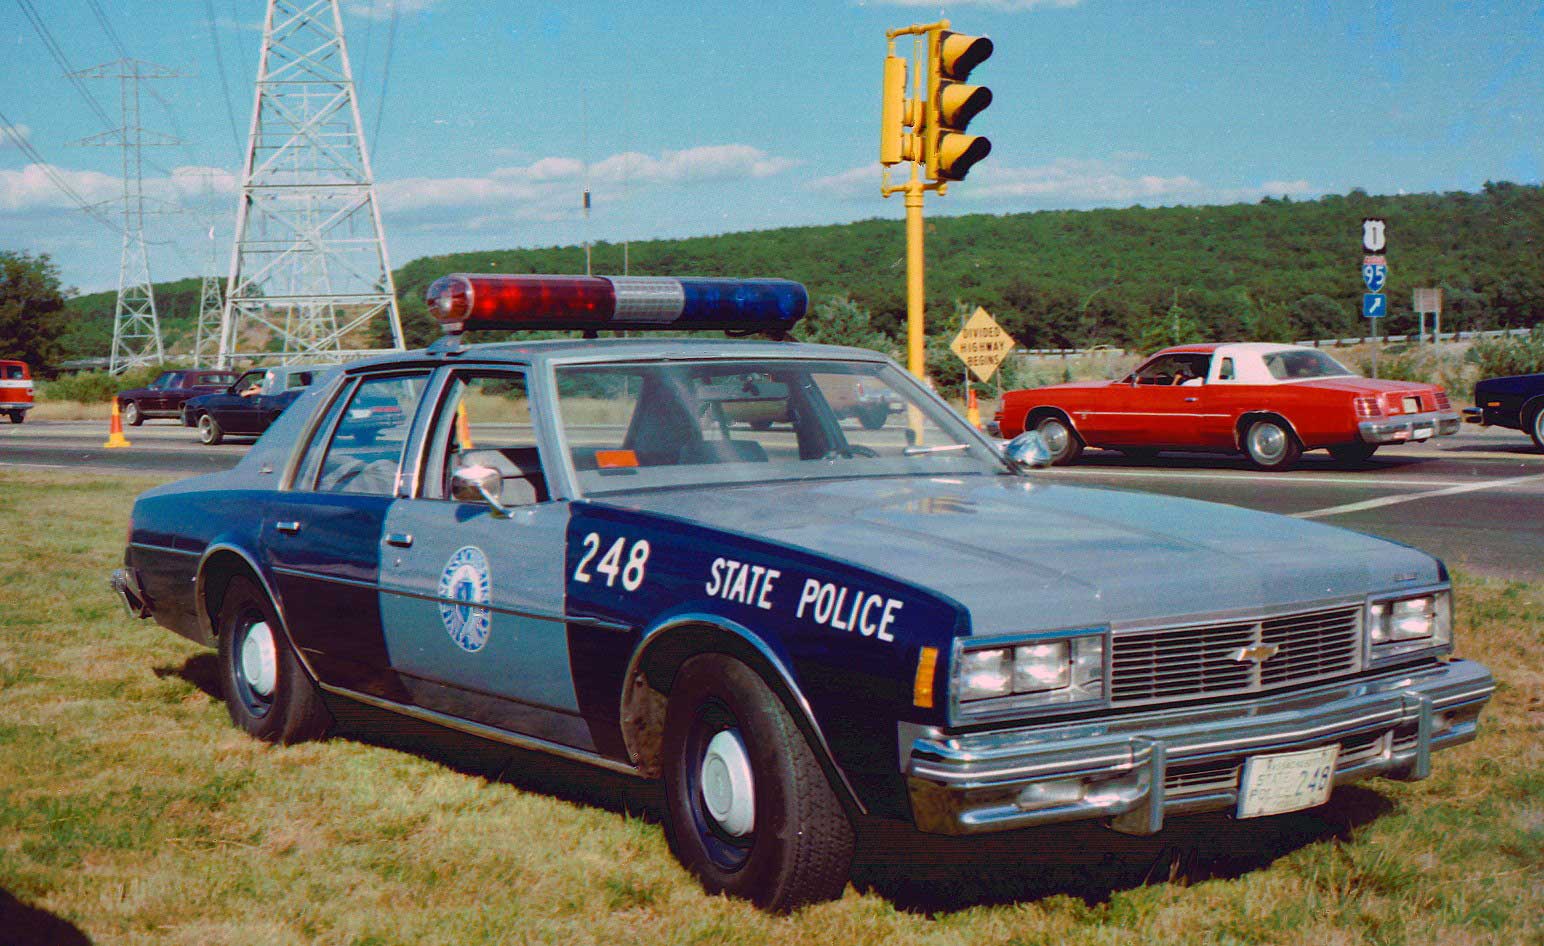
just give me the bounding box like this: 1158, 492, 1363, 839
345, 336, 895, 371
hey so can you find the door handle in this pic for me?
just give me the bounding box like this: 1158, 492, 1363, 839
1183, 397, 1198, 403
275, 521, 301, 534
385, 532, 414, 548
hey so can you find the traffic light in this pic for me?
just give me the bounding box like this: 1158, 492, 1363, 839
926, 30, 993, 182
879, 55, 914, 166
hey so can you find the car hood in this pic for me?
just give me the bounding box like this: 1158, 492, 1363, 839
604, 476, 1441, 636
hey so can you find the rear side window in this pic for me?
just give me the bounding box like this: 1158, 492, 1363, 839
2, 365, 23, 380
314, 373, 430, 495
1218, 358, 1235, 381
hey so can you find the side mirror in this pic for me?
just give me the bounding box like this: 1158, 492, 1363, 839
1001, 431, 1052, 472
451, 464, 512, 517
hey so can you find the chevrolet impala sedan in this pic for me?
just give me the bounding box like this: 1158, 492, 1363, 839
996, 343, 1461, 469
112, 277, 1492, 910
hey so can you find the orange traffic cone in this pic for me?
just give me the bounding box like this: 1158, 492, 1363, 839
965, 386, 981, 429
104, 398, 131, 448
455, 399, 474, 449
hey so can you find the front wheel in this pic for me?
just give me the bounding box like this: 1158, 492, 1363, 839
1529, 405, 1544, 453
1328, 443, 1378, 464
215, 575, 331, 744
662, 654, 854, 912
1035, 415, 1084, 466
197, 413, 224, 445
1243, 418, 1301, 470
122, 400, 143, 426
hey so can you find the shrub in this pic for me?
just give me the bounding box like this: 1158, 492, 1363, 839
1469, 326, 1544, 377
40, 366, 161, 404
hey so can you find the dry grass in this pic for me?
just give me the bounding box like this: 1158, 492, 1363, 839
0, 470, 1538, 945
23, 400, 111, 421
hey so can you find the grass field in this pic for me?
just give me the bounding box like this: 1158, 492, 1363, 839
0, 470, 1538, 945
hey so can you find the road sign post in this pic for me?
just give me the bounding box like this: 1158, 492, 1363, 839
1360, 222, 1387, 378
950, 307, 1014, 429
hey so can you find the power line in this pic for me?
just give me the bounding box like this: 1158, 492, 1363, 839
85, 0, 128, 59
203, 0, 245, 157
14, 0, 116, 130
0, 107, 122, 234
369, 0, 400, 157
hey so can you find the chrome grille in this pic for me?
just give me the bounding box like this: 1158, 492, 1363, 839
1111, 605, 1362, 707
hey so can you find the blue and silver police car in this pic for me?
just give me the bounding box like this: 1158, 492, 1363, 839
112, 274, 1494, 910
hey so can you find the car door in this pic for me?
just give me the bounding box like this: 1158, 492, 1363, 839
148, 372, 178, 413
1119, 353, 1211, 446
376, 367, 590, 749
263, 369, 433, 700
220, 370, 269, 432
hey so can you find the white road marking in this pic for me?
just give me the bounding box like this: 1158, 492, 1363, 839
1040, 468, 1484, 489
1292, 473, 1544, 520
0, 461, 68, 470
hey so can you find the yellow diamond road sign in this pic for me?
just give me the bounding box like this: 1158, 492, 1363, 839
950, 307, 1015, 382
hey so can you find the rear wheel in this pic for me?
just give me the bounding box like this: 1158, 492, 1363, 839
215, 575, 331, 744
1328, 443, 1378, 464
857, 404, 888, 430
1035, 415, 1084, 466
197, 413, 224, 445
1243, 418, 1301, 471
122, 400, 143, 426
662, 654, 854, 912
1529, 405, 1544, 453
6, 410, 21, 424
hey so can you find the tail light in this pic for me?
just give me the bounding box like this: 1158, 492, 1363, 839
1353, 396, 1382, 418
1433, 390, 1451, 411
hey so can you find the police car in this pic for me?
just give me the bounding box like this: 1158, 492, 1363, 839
111, 274, 1493, 911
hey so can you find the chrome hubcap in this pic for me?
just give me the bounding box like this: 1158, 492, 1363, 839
239, 621, 277, 698
1249, 424, 1287, 462
699, 729, 755, 837
1038, 420, 1069, 455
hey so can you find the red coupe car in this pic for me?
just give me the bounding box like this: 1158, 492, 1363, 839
995, 343, 1460, 470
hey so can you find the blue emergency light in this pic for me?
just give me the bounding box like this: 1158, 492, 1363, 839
425, 274, 808, 335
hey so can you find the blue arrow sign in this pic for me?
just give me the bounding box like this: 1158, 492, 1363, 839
1362, 263, 1387, 293
1363, 293, 1386, 318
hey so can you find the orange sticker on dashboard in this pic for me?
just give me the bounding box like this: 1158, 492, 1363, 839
596, 449, 639, 469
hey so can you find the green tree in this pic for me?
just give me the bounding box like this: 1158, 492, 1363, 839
0, 251, 67, 372
792, 296, 893, 354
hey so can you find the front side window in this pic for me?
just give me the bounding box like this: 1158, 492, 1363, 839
1264, 349, 1355, 380
233, 370, 265, 397
1135, 354, 1210, 385
314, 373, 429, 495
555, 359, 1001, 495
424, 371, 547, 506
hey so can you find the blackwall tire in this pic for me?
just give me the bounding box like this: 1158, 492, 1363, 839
198, 413, 224, 445
215, 575, 331, 744
123, 401, 143, 426
661, 654, 854, 912
1529, 406, 1544, 453
1244, 418, 1301, 471
1036, 415, 1084, 466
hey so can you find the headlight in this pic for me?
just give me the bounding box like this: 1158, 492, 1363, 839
955, 631, 1105, 715
1367, 590, 1452, 661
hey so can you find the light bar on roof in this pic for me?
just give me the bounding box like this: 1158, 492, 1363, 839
425, 273, 808, 335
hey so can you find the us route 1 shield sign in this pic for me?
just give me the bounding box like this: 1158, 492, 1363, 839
950, 307, 1016, 382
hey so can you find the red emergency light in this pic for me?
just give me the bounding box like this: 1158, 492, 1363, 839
425, 274, 808, 335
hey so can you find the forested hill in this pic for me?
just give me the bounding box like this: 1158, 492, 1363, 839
62, 182, 1544, 359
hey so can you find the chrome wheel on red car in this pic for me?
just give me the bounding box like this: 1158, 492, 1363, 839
1244, 418, 1301, 470
1035, 416, 1084, 466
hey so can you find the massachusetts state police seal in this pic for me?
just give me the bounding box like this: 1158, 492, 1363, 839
438, 545, 493, 652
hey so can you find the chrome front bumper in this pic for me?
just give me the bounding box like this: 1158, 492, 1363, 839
110, 567, 153, 619
904, 659, 1493, 836
1461, 407, 1485, 425
1358, 410, 1461, 443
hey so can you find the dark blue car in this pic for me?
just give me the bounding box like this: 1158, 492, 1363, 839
1464, 371, 1544, 451
182, 366, 317, 444
112, 274, 1493, 911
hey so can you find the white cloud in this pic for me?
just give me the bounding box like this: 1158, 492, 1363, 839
379, 144, 800, 219
0, 164, 120, 212
0, 124, 31, 148
345, 0, 445, 21
807, 157, 1319, 209
862, 0, 1082, 10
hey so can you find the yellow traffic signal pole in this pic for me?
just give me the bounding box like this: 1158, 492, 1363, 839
882, 21, 949, 383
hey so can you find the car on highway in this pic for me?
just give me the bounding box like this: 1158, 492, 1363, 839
1464, 370, 1544, 452
116, 369, 239, 427
995, 342, 1461, 469
182, 366, 318, 444
112, 275, 1493, 911
0, 359, 34, 423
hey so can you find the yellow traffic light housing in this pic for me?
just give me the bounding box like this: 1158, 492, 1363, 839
879, 55, 914, 166
926, 30, 993, 182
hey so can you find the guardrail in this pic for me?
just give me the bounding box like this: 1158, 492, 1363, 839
1294, 327, 1535, 347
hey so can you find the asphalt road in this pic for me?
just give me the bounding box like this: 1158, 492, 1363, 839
4, 418, 1540, 581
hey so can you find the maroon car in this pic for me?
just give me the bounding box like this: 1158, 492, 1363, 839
116, 369, 239, 426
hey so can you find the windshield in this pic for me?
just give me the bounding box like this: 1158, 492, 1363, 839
554, 359, 1004, 495
1263, 349, 1354, 380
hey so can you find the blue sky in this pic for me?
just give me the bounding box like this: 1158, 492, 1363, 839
1, 0, 1540, 293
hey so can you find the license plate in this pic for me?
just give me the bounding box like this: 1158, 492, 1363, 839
1411, 425, 1434, 439
1402, 396, 1420, 414
1237, 744, 1339, 819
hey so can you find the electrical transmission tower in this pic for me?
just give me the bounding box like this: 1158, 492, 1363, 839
219, 0, 404, 367
193, 230, 223, 367
73, 58, 181, 375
